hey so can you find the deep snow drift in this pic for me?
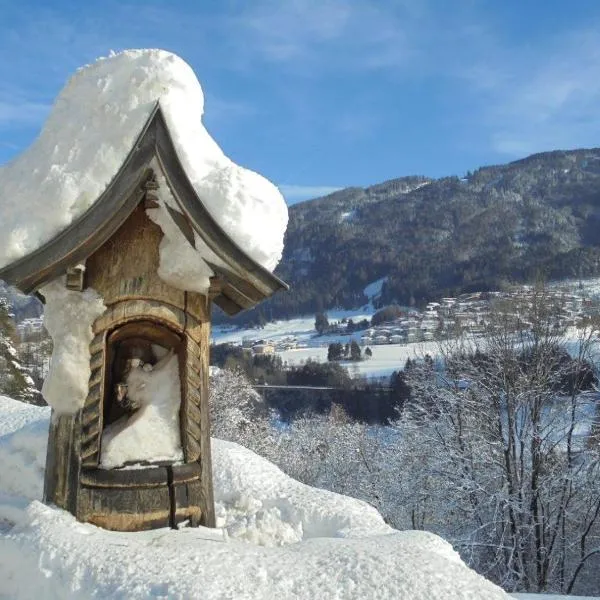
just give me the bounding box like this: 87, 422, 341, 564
0, 49, 287, 274
0, 396, 513, 599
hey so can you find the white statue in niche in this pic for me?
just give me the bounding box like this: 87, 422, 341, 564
100, 344, 184, 469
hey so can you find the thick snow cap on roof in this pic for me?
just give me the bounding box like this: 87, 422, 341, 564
0, 49, 288, 272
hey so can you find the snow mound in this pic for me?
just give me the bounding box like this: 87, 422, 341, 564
363, 276, 386, 307
0, 49, 287, 273
0, 395, 48, 438
213, 439, 391, 544
0, 417, 48, 502
0, 399, 48, 502
0, 398, 511, 599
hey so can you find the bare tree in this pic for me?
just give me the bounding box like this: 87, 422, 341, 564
209, 368, 400, 523
400, 285, 600, 594
209, 367, 274, 455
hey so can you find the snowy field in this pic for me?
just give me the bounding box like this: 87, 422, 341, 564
0, 395, 523, 599
212, 308, 443, 380
277, 340, 441, 379
211, 279, 382, 361
213, 313, 598, 382
212, 308, 373, 346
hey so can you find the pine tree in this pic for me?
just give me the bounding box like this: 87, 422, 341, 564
315, 312, 329, 335
0, 297, 40, 404
350, 340, 361, 361
327, 342, 343, 362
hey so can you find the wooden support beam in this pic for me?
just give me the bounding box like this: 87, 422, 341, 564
66, 263, 86, 291
143, 172, 160, 209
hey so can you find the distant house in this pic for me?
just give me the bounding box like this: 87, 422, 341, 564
252, 344, 275, 355
242, 336, 255, 349
16, 317, 45, 339
421, 319, 437, 332
277, 340, 297, 351
406, 329, 418, 343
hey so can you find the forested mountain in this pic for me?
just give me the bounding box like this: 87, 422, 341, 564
0, 282, 42, 322
5, 148, 600, 327
226, 148, 600, 324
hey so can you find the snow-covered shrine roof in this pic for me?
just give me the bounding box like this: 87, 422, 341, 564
0, 50, 288, 314
0, 103, 287, 314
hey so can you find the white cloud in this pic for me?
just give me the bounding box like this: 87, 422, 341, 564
279, 184, 343, 204
460, 26, 600, 156
232, 0, 417, 73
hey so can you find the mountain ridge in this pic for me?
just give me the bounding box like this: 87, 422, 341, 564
199, 148, 600, 324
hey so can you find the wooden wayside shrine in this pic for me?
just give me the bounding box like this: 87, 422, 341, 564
0, 103, 287, 531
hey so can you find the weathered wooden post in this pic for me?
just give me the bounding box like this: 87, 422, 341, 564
0, 95, 287, 531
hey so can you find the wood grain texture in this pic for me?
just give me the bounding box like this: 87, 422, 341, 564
43, 411, 81, 514
72, 200, 215, 530
86, 204, 186, 309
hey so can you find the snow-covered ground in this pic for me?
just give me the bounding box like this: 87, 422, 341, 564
211, 278, 390, 353
277, 340, 441, 379
550, 276, 600, 299
514, 596, 598, 600
212, 308, 373, 346
212, 307, 441, 379
213, 313, 597, 382
0, 395, 519, 599
363, 276, 386, 305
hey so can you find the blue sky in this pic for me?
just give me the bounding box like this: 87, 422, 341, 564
1, 0, 600, 204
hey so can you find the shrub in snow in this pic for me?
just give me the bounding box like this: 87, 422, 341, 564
210, 368, 273, 448
209, 369, 401, 526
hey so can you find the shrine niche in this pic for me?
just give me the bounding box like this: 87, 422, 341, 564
0, 102, 288, 532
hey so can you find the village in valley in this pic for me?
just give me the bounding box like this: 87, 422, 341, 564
213, 280, 598, 370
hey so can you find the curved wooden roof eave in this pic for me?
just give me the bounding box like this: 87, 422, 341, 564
0, 102, 288, 314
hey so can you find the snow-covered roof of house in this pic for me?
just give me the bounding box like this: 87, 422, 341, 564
0, 50, 288, 314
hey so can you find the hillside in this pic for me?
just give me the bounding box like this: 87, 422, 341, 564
223, 148, 600, 325
0, 282, 42, 322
